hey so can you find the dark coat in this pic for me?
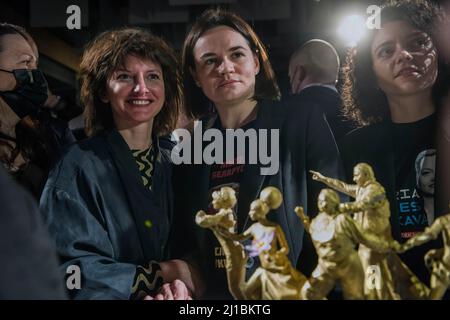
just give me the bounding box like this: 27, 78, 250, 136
39, 130, 174, 299
171, 97, 344, 298
292, 86, 355, 143
0, 167, 66, 299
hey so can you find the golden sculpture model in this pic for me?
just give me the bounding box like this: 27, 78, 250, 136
196, 186, 306, 300
233, 187, 307, 299
310, 163, 428, 299
295, 189, 394, 300
397, 209, 450, 300
195, 187, 247, 299
193, 164, 444, 300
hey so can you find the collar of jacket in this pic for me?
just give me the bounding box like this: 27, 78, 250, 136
103, 129, 173, 261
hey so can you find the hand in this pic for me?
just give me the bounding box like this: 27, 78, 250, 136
195, 210, 207, 227
159, 259, 205, 297
294, 206, 304, 218
43, 90, 61, 109
424, 249, 442, 268
310, 170, 325, 182
143, 279, 193, 300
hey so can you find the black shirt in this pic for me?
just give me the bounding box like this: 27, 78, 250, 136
392, 113, 436, 283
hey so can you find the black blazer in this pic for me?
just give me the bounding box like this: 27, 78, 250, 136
171, 96, 344, 298
292, 86, 355, 142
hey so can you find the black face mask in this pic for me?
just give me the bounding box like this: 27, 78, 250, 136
0, 68, 48, 119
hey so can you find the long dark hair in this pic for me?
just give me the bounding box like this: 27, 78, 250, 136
182, 8, 281, 119
341, 0, 449, 126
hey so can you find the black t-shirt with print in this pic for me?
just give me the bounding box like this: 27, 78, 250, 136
203, 118, 257, 299
392, 113, 436, 283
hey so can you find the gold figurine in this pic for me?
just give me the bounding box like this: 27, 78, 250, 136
398, 208, 450, 300
195, 187, 247, 299
310, 163, 428, 299
197, 186, 306, 299
295, 189, 394, 300
231, 187, 307, 300
194, 163, 438, 300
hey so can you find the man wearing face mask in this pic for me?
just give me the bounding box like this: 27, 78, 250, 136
0, 23, 75, 199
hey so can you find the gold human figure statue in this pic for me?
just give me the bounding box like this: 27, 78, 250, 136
197, 186, 306, 299
397, 208, 450, 300
310, 163, 428, 299
295, 189, 395, 300
195, 187, 247, 300
232, 187, 307, 299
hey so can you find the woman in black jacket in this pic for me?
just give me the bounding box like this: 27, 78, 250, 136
171, 8, 343, 299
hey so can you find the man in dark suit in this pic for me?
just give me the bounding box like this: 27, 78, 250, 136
0, 167, 66, 299
288, 39, 355, 142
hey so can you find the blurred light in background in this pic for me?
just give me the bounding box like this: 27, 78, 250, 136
337, 14, 366, 47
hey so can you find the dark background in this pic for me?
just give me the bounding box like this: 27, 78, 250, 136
1, 0, 444, 122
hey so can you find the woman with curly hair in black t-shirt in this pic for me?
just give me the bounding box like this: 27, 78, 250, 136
340, 0, 450, 295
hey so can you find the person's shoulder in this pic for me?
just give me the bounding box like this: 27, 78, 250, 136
283, 90, 337, 120
281, 94, 318, 123
59, 134, 106, 161
345, 122, 386, 138
340, 122, 388, 147
284, 93, 309, 110
299, 86, 339, 99
48, 134, 108, 180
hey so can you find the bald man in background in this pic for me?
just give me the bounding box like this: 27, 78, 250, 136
286, 40, 352, 290
288, 39, 354, 142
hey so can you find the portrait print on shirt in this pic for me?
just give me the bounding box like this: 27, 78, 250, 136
397, 148, 436, 239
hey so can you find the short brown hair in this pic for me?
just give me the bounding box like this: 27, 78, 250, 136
80, 27, 183, 136
182, 8, 280, 119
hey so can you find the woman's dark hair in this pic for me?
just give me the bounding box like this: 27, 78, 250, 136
80, 27, 183, 137
182, 8, 281, 119
341, 0, 448, 126
0, 23, 57, 182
